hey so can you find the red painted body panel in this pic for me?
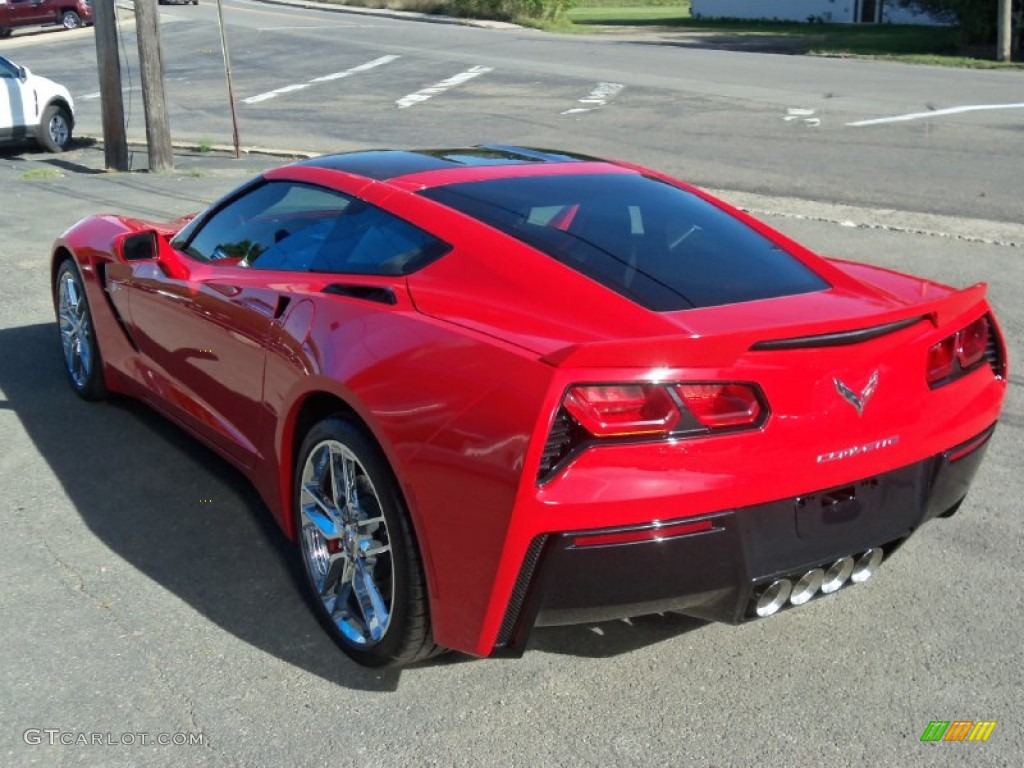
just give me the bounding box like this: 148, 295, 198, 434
51, 152, 1008, 658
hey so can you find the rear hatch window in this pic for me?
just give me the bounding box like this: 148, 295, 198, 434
421, 173, 829, 311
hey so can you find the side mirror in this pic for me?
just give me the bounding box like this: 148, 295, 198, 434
17, 67, 29, 81
121, 230, 159, 262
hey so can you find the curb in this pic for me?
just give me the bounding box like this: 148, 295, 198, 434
247, 0, 522, 30
81, 136, 320, 160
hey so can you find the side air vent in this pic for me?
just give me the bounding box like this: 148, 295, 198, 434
537, 408, 587, 482
495, 535, 549, 648
984, 314, 1006, 379
322, 284, 397, 305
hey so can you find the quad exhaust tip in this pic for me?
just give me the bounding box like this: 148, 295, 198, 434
754, 579, 792, 617
851, 547, 883, 583
789, 568, 824, 606
752, 547, 885, 618
821, 556, 855, 594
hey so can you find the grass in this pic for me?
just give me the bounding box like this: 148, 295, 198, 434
20, 167, 63, 180
557, 1, 1024, 67
197, 137, 214, 153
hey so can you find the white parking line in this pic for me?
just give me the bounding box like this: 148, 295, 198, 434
396, 66, 493, 109
561, 82, 624, 115
242, 55, 400, 105
848, 103, 1024, 127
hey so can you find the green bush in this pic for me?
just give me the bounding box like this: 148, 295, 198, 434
451, 0, 574, 20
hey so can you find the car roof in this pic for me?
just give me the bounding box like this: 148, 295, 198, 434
296, 145, 612, 183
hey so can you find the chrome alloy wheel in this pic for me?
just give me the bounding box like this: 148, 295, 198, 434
299, 440, 394, 646
57, 270, 92, 389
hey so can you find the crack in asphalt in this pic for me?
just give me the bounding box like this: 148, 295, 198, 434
37, 537, 238, 766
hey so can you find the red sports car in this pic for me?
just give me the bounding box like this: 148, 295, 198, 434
51, 146, 1008, 667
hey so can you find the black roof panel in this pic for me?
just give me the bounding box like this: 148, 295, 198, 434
298, 145, 596, 181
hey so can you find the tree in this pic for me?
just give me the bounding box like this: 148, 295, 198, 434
895, 0, 1021, 59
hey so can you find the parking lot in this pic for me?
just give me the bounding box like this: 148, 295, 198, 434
2, 2, 1023, 765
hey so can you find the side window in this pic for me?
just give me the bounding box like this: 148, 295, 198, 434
295, 201, 449, 276
182, 180, 449, 275
183, 182, 350, 267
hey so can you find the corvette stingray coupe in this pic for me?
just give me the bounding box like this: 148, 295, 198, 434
51, 146, 1008, 667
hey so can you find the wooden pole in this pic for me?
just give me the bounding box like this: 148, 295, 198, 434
134, 0, 173, 172
91, 0, 127, 171
998, 0, 1012, 61
215, 0, 241, 158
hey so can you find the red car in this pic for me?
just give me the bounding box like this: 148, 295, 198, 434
51, 146, 1008, 667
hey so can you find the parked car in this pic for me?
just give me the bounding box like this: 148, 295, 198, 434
0, 0, 93, 36
50, 146, 1008, 667
0, 54, 74, 152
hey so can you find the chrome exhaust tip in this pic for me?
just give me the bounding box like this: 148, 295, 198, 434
821, 557, 855, 594
755, 579, 792, 617
789, 568, 824, 606
851, 548, 883, 583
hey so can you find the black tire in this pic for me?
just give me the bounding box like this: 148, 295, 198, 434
0, 27, 12, 39
61, 10, 82, 29
294, 417, 440, 667
39, 104, 73, 153
54, 260, 107, 401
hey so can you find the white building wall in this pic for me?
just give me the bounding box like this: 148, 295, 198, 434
691, 0, 856, 24
691, 0, 951, 25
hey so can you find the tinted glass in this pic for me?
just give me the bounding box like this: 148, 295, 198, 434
422, 174, 829, 311
182, 181, 448, 275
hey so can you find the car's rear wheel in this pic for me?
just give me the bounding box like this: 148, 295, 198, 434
61, 10, 82, 29
0, 27, 12, 39
55, 260, 106, 400
39, 104, 72, 152
294, 418, 439, 667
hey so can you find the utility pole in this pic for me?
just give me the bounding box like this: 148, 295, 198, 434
91, 0, 127, 171
134, 0, 173, 172
998, 0, 1012, 61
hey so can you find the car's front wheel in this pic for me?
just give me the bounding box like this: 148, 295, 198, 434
39, 104, 73, 152
61, 10, 82, 29
54, 260, 107, 400
294, 417, 439, 667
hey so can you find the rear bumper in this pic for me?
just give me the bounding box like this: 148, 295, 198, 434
494, 424, 994, 654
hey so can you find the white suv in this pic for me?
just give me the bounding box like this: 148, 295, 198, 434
0, 54, 75, 152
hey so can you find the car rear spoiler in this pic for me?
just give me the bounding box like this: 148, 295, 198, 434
541, 283, 990, 369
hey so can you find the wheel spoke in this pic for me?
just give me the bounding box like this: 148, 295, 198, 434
353, 559, 389, 641
301, 481, 337, 522
341, 454, 358, 517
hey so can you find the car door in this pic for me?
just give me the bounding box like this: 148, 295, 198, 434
0, 56, 29, 140
8, 0, 52, 24
118, 183, 338, 467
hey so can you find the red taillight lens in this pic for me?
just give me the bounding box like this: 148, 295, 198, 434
674, 383, 762, 429
927, 336, 957, 385
564, 385, 680, 437
957, 316, 989, 369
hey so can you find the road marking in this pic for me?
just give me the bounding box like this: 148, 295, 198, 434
561, 82, 624, 115
396, 65, 493, 109
80, 86, 142, 101
783, 107, 820, 127
848, 103, 1024, 127
243, 55, 399, 104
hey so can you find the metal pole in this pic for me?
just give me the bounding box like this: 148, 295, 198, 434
216, 0, 242, 159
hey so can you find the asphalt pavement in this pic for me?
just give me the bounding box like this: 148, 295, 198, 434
0, 142, 1022, 767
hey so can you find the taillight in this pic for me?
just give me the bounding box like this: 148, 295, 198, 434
674, 383, 762, 429
957, 316, 989, 369
927, 315, 998, 388
564, 385, 680, 437
538, 381, 768, 482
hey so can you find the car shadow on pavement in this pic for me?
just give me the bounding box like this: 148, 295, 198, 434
529, 613, 708, 658
1, 322, 416, 692
2, 322, 711, 681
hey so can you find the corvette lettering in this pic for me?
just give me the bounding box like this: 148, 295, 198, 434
817, 436, 900, 464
